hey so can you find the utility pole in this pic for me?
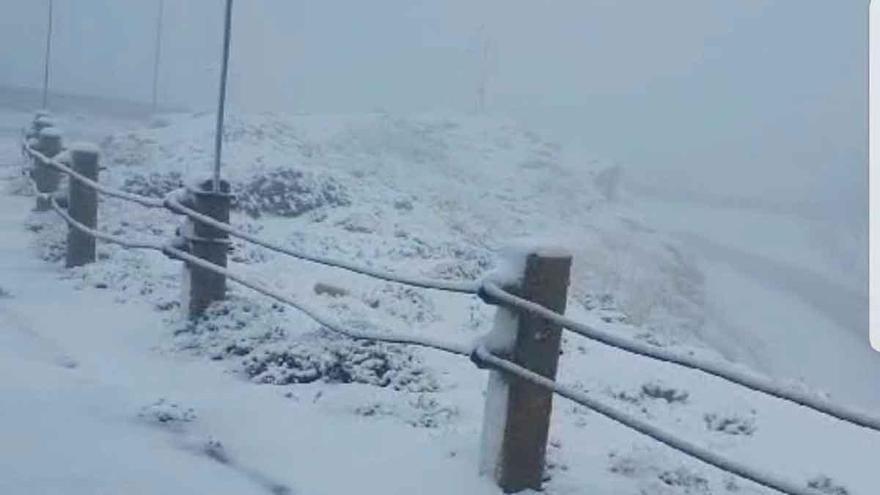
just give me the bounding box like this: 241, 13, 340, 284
212, 0, 234, 192
475, 24, 493, 114
41, 0, 54, 109
151, 0, 165, 113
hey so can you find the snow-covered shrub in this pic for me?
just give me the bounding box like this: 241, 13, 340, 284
100, 132, 157, 168
703, 412, 757, 436
121, 171, 183, 198
362, 284, 439, 324
807, 476, 849, 495
657, 468, 710, 494
234, 168, 350, 218
640, 382, 690, 404
138, 399, 197, 425
242, 339, 437, 392
607, 381, 690, 406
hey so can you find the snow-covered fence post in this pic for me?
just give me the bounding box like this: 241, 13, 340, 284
31, 126, 63, 211
28, 112, 54, 140
65, 143, 99, 267
181, 178, 231, 318
478, 248, 572, 493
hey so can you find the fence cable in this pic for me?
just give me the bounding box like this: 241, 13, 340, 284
39, 191, 828, 494
18, 129, 865, 494
480, 281, 880, 433
24, 143, 165, 208
473, 346, 820, 495
49, 198, 164, 250
162, 244, 472, 356
23, 138, 482, 295
24, 136, 880, 434
36, 186, 472, 356
163, 194, 481, 295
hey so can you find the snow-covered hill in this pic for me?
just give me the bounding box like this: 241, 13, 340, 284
2, 110, 876, 494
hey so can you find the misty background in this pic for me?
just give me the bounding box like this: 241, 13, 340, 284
0, 0, 867, 238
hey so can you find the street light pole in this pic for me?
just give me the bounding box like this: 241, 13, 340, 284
212, 0, 234, 192
41, 0, 54, 109
151, 0, 165, 114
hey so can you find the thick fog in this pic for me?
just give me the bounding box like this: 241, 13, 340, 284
0, 0, 867, 230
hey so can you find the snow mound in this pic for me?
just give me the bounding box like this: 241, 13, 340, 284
99, 111, 707, 342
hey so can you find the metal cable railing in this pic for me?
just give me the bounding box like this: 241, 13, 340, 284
25, 140, 480, 294
480, 281, 880, 433
32, 189, 828, 494
473, 346, 820, 495
18, 132, 871, 494
24, 136, 880, 432
27, 145, 165, 208
163, 194, 481, 295
39, 187, 472, 357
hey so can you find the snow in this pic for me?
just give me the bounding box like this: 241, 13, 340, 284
68, 141, 101, 155
1, 108, 878, 494
39, 126, 64, 139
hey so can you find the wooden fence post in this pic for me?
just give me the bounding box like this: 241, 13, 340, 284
182, 178, 231, 318
32, 126, 63, 211
66, 143, 99, 267
479, 249, 572, 493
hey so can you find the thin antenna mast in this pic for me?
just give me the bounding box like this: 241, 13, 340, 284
212, 0, 234, 192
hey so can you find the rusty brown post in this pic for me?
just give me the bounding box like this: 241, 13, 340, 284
479, 249, 572, 493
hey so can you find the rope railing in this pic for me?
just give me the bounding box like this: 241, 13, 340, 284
40, 186, 472, 357
162, 244, 473, 356
473, 346, 820, 495
163, 194, 481, 295
23, 133, 880, 433
50, 197, 163, 250
24, 138, 482, 294
17, 123, 871, 494
25, 144, 164, 208
480, 281, 880, 433
37, 188, 824, 495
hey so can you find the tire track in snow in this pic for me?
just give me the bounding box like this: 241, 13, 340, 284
676, 231, 867, 338
0, 300, 79, 369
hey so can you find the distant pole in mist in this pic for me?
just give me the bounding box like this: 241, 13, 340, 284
41, 0, 54, 109
474, 25, 493, 114
151, 0, 165, 114
212, 0, 234, 192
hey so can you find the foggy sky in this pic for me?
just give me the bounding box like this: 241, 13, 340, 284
0, 0, 868, 224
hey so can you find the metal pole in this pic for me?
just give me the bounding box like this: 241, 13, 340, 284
41, 0, 54, 109
213, 0, 234, 192
151, 0, 165, 114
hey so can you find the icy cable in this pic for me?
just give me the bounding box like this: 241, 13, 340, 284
472, 346, 820, 495
41, 188, 472, 356
24, 142, 165, 208
22, 139, 483, 295
161, 244, 473, 356
19, 152, 852, 495
163, 194, 481, 295
49, 197, 162, 250
24, 134, 880, 433
480, 281, 880, 433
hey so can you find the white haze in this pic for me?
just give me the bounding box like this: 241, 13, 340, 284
0, 0, 867, 265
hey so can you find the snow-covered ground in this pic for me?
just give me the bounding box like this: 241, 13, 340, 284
1, 108, 877, 494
